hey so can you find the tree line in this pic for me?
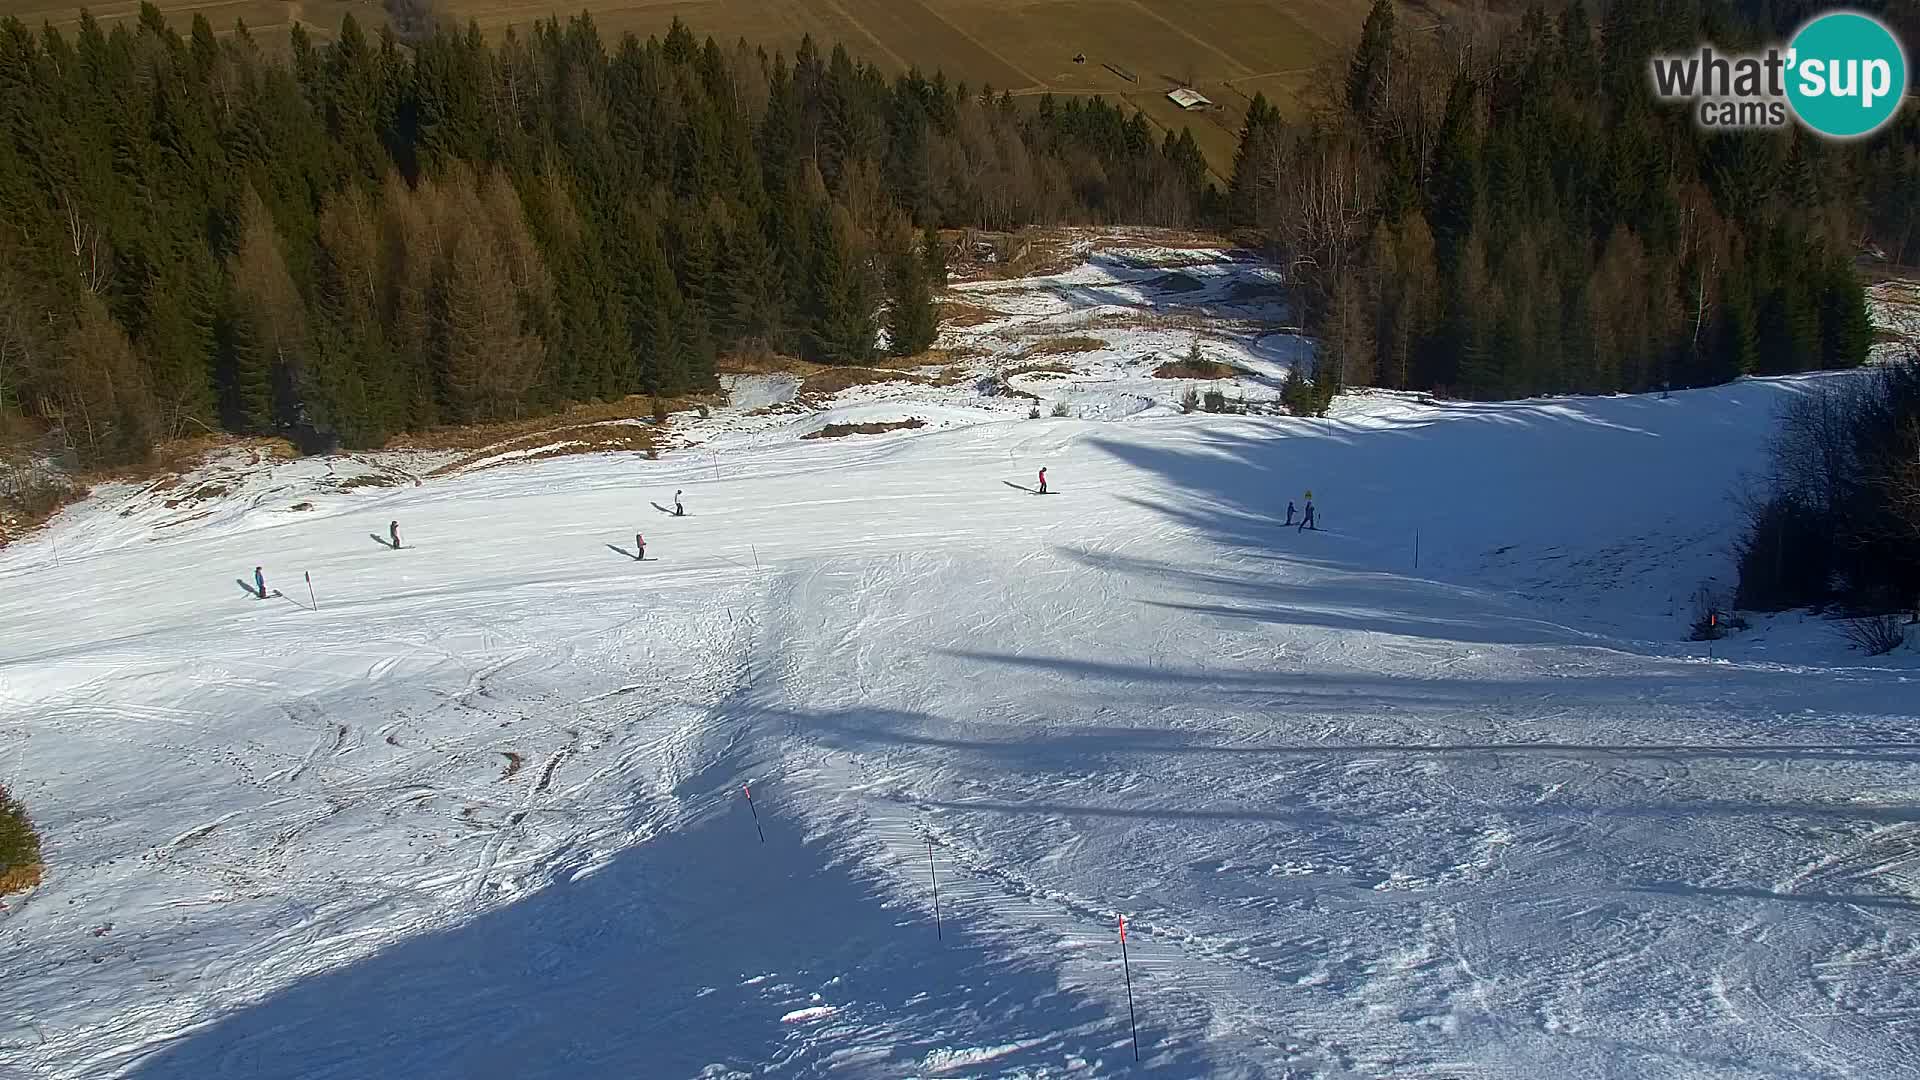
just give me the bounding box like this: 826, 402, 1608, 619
1735, 350, 1919, 625
0, 8, 1213, 464
1231, 0, 1917, 411
2, 0, 1913, 468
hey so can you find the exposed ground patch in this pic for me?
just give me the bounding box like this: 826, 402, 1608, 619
1153, 358, 1253, 380
801, 419, 929, 440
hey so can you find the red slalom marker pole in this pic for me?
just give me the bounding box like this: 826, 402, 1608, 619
743, 785, 765, 843
1120, 914, 1139, 1061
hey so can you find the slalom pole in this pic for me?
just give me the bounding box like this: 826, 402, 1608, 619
305, 571, 317, 611
1119, 915, 1139, 1061
743, 784, 765, 843
1414, 528, 1420, 570
928, 839, 942, 941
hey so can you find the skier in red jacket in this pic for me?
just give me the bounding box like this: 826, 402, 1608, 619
1037, 467, 1048, 494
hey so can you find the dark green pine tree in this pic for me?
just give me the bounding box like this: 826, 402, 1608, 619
138, 256, 220, 437
673, 214, 719, 390
1817, 257, 1873, 371
886, 235, 937, 358
1427, 72, 1479, 277
725, 216, 788, 352
1347, 0, 1395, 123
807, 210, 876, 365
1756, 280, 1818, 376
216, 286, 275, 433
921, 224, 947, 288
1227, 93, 1279, 228
629, 230, 686, 396
1712, 281, 1758, 384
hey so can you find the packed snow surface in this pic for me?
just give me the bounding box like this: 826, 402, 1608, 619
3, 244, 1919, 1079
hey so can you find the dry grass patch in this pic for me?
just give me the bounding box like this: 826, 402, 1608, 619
338, 473, 400, 490
0, 784, 42, 897
1005, 361, 1079, 380
800, 366, 931, 397
387, 395, 702, 454
1021, 335, 1108, 357
430, 421, 658, 477
716, 350, 813, 375
801, 418, 928, 440
1153, 358, 1252, 380
940, 300, 1006, 327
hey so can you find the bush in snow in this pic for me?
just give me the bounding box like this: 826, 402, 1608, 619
651, 397, 670, 424
1840, 614, 1906, 656
0, 784, 41, 896
1051, 400, 1069, 417
1203, 388, 1228, 414
1180, 386, 1199, 413
1027, 405, 1041, 419
1687, 587, 1745, 640
1736, 354, 1919, 617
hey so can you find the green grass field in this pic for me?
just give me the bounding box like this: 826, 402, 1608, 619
5, 0, 1405, 175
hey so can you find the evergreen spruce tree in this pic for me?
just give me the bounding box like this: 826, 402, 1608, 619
1347, 0, 1396, 123
887, 232, 937, 358
806, 208, 877, 365
1818, 256, 1873, 371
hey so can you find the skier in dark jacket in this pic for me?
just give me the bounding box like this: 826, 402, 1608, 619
389, 520, 400, 549
673, 490, 685, 517
254, 566, 267, 599
1298, 498, 1316, 532
635, 533, 646, 561
1037, 467, 1048, 494
1284, 500, 1296, 526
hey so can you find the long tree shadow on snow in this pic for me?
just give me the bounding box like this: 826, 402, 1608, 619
1055, 544, 1603, 649
1082, 378, 1831, 582
797, 706, 1920, 769
125, 784, 1210, 1080
929, 646, 1920, 722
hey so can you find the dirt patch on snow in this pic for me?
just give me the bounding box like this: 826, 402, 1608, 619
801, 419, 928, 440
800, 367, 931, 398
1153, 358, 1253, 380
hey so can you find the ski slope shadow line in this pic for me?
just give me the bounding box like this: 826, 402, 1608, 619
1630, 880, 1920, 911
801, 713, 1920, 765
921, 796, 1920, 828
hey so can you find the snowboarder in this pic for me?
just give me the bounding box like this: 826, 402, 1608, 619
635, 533, 646, 561
253, 566, 267, 599
1037, 467, 1048, 495
1297, 497, 1316, 532
673, 490, 685, 517
388, 520, 400, 549
1284, 500, 1296, 526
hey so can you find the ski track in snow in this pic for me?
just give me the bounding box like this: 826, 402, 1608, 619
3, 236, 1919, 1079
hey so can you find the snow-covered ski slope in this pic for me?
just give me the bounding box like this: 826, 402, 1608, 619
4, 245, 1920, 1080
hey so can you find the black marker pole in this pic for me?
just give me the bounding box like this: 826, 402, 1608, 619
743, 785, 765, 843
928, 839, 942, 941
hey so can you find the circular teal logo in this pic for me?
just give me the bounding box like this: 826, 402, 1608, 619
1786, 12, 1907, 138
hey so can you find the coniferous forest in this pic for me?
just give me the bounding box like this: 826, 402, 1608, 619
0, 8, 1212, 464
0, 0, 1914, 470
1232, 0, 1918, 410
